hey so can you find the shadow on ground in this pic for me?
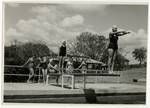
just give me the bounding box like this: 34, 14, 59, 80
83, 89, 98, 103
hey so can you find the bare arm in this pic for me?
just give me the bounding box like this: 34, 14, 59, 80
48, 63, 58, 71
40, 60, 45, 63
117, 31, 130, 37
77, 62, 83, 69
36, 58, 42, 68
22, 58, 30, 67
48, 63, 54, 69
36, 64, 40, 68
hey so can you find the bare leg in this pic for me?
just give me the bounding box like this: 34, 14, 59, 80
44, 69, 48, 84
27, 68, 34, 83
111, 50, 117, 73
108, 49, 114, 73
42, 69, 45, 83
59, 56, 63, 73
56, 76, 59, 84
62, 57, 65, 74
59, 56, 61, 72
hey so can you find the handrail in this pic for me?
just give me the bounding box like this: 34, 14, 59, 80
4, 73, 61, 76
4, 73, 120, 76
4, 65, 119, 77
4, 65, 107, 72
4, 65, 24, 68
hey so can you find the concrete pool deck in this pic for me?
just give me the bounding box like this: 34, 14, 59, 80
4, 82, 146, 93
3, 83, 146, 104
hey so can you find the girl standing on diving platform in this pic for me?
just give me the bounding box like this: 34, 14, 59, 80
107, 25, 130, 74
59, 41, 67, 73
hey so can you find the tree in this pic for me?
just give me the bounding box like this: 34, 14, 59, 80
115, 52, 129, 70
5, 42, 56, 65
67, 32, 107, 60
18, 42, 51, 61
132, 47, 147, 65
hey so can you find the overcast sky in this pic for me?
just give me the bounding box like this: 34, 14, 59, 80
4, 3, 148, 64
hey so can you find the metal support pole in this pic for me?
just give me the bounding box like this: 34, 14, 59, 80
117, 71, 120, 83
62, 75, 64, 88
38, 68, 40, 83
72, 75, 75, 89
46, 75, 49, 85
83, 73, 86, 89
96, 70, 98, 83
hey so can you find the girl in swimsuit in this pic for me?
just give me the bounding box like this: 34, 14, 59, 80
59, 41, 67, 73
47, 59, 59, 84
65, 57, 74, 84
78, 59, 87, 74
66, 57, 74, 74
23, 56, 35, 83
77, 59, 87, 87
107, 25, 130, 73
40, 56, 48, 84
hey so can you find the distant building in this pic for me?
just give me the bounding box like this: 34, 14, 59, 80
51, 56, 107, 73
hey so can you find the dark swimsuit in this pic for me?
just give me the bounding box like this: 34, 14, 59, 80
59, 45, 66, 57
108, 32, 118, 50
40, 62, 48, 69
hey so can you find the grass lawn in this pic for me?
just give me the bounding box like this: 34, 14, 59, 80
119, 67, 146, 84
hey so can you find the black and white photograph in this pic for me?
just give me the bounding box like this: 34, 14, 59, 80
2, 2, 148, 104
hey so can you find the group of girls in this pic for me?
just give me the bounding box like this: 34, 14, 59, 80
23, 56, 58, 84
24, 55, 88, 84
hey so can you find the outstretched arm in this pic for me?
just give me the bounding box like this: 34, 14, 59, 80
117, 31, 130, 37
22, 58, 30, 67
